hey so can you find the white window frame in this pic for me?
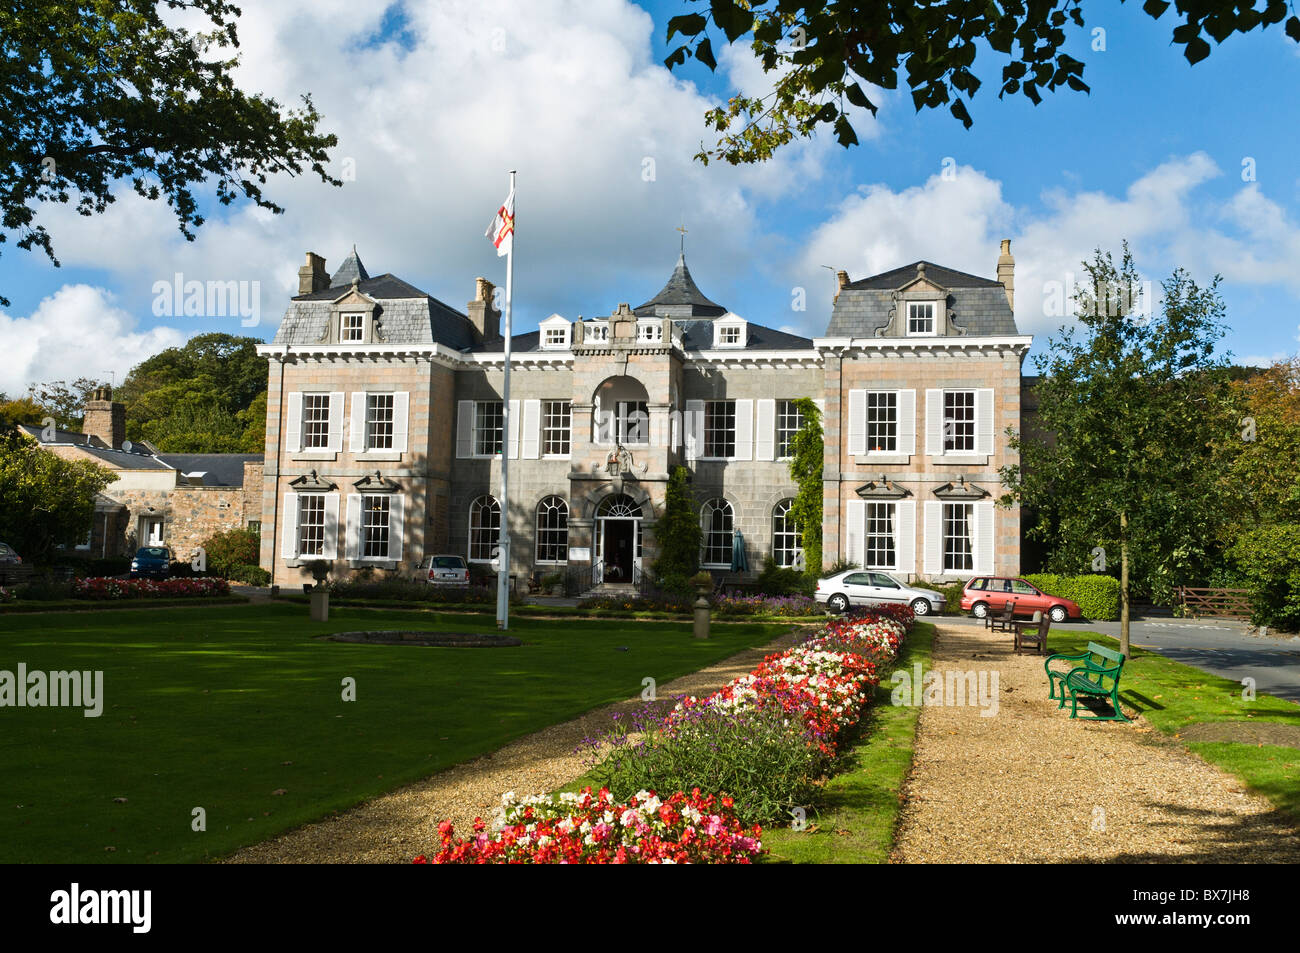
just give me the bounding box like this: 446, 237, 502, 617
468, 496, 501, 563
713, 320, 746, 348
535, 496, 569, 565
943, 390, 977, 454
297, 493, 328, 558
360, 494, 391, 559
300, 393, 332, 450
775, 400, 803, 460
907, 301, 937, 336
772, 499, 801, 568
942, 502, 975, 573
864, 502, 897, 570
541, 400, 572, 457
364, 393, 395, 451
341, 313, 366, 342
865, 391, 899, 454
701, 400, 737, 460
700, 498, 736, 569
473, 401, 505, 458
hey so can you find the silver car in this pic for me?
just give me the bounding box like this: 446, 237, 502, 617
814, 570, 945, 616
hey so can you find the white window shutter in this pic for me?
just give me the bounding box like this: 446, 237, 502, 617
321, 493, 340, 560
345, 494, 361, 560
327, 392, 344, 452
281, 493, 298, 559
733, 400, 753, 461
755, 399, 775, 461
923, 501, 943, 576
507, 399, 520, 459
522, 399, 541, 459
845, 500, 865, 568
392, 392, 409, 454
685, 400, 704, 461
388, 495, 404, 562
976, 388, 994, 455
456, 401, 474, 458
285, 393, 302, 454
847, 389, 866, 455
350, 393, 367, 453
925, 389, 943, 456
899, 390, 917, 456
974, 501, 995, 575
896, 501, 916, 575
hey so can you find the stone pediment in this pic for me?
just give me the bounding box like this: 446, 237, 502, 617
932, 477, 988, 500
289, 470, 337, 492
352, 471, 401, 493
855, 476, 911, 499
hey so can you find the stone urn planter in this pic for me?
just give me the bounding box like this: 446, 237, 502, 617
307, 560, 331, 622
690, 571, 713, 640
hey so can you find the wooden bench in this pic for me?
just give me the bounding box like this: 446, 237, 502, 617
1045, 642, 1130, 721
1012, 612, 1049, 655
986, 600, 1017, 632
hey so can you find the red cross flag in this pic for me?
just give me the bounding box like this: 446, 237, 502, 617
486, 186, 515, 257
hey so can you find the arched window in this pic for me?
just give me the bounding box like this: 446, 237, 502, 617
535, 497, 569, 564
700, 499, 735, 568
772, 499, 801, 568
468, 496, 500, 563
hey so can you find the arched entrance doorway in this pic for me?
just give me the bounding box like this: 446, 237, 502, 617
595, 494, 643, 584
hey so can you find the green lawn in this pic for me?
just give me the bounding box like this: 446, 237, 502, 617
0, 603, 790, 863
1050, 631, 1300, 823
761, 622, 934, 863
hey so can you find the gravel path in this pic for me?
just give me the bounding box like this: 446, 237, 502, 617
223, 628, 807, 864
892, 623, 1300, 863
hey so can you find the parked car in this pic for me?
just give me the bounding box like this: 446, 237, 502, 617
418, 554, 469, 586
960, 576, 1081, 623
129, 546, 172, 579
0, 542, 20, 565
815, 570, 945, 616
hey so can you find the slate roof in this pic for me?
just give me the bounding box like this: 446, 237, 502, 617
633, 254, 727, 318
274, 261, 480, 350
157, 454, 262, 487
828, 260, 1020, 337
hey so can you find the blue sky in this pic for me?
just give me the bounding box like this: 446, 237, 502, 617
2, 0, 1298, 395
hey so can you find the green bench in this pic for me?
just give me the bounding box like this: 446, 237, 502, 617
1044, 642, 1131, 722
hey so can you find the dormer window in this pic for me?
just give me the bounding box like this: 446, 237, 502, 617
539, 315, 571, 350
907, 302, 936, 335
713, 318, 746, 348
341, 313, 365, 341
544, 327, 568, 348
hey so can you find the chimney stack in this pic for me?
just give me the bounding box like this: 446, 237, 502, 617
298, 252, 329, 295
997, 239, 1015, 311
834, 269, 849, 303
467, 277, 500, 342
83, 385, 126, 450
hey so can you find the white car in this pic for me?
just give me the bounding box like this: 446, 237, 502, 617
814, 570, 945, 616
418, 554, 469, 586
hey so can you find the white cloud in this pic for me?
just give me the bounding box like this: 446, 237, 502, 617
0, 285, 187, 396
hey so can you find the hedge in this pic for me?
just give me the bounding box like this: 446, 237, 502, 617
1022, 573, 1120, 620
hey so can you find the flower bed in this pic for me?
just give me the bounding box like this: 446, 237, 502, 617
0, 586, 13, 604
415, 605, 913, 863
711, 592, 820, 617
71, 577, 232, 600
415, 787, 763, 864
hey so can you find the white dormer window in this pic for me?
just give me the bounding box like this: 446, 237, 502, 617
907, 302, 936, 335
637, 321, 662, 343
342, 313, 365, 341
713, 317, 746, 348
539, 314, 571, 350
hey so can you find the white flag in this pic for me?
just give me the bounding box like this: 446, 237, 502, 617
486, 187, 514, 258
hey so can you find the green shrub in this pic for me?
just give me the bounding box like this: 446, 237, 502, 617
230, 564, 271, 586
1229, 524, 1300, 631
200, 527, 260, 576
914, 581, 966, 614
1023, 573, 1120, 620
755, 556, 814, 597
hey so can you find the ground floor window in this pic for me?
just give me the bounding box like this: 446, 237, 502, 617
362, 495, 391, 558
943, 502, 973, 572
469, 496, 500, 562
298, 495, 325, 557
536, 496, 569, 564
865, 502, 896, 569
701, 498, 735, 567
772, 499, 801, 567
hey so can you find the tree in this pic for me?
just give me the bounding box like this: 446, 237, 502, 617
665, 1, 1300, 164
653, 465, 702, 586
0, 395, 46, 428
1000, 244, 1234, 656
787, 396, 824, 576
0, 430, 118, 562
26, 378, 101, 430
0, 0, 338, 305
117, 333, 265, 411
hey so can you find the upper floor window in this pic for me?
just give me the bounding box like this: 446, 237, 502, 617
542, 400, 572, 456
943, 391, 976, 453
714, 322, 745, 347
617, 401, 649, 445
302, 394, 332, 450
907, 302, 936, 335
866, 391, 898, 453
543, 327, 569, 349
341, 313, 365, 341
474, 401, 504, 456
365, 393, 394, 450
776, 400, 804, 459
703, 400, 736, 458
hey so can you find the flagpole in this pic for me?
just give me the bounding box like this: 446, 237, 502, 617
496, 170, 516, 630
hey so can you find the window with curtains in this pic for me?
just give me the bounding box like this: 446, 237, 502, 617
297, 494, 326, 556
775, 400, 803, 459
361, 495, 390, 558
943, 503, 974, 572
864, 502, 896, 569
535, 497, 569, 564
772, 499, 801, 568
469, 496, 500, 562
943, 391, 976, 452
866, 392, 898, 453
701, 498, 735, 567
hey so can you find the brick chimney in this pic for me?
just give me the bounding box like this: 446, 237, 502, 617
467, 277, 500, 342
297, 252, 329, 295
833, 269, 850, 304
997, 239, 1015, 311
83, 385, 126, 450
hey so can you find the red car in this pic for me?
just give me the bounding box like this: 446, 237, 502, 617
960, 576, 1082, 623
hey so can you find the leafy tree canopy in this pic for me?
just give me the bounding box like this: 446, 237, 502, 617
0, 0, 339, 305
665, 1, 1300, 163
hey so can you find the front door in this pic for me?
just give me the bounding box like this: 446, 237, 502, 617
602, 519, 635, 583
139, 517, 165, 547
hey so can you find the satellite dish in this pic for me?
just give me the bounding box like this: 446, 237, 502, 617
122, 440, 133, 453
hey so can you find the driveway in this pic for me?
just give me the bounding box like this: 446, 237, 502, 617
937, 614, 1300, 703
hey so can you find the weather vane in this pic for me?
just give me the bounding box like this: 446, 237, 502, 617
675, 221, 687, 253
